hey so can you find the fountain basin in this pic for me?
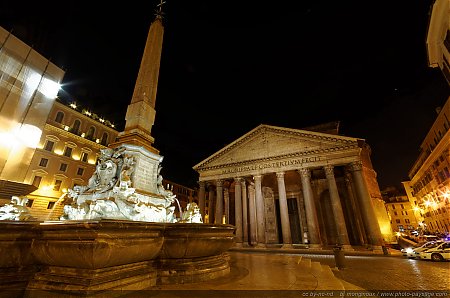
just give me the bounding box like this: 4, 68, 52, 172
159, 223, 235, 258
31, 219, 165, 269
24, 220, 236, 294
0, 221, 40, 294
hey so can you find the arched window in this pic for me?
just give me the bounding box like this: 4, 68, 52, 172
86, 126, 96, 139
72, 120, 81, 134
55, 111, 64, 123
101, 132, 109, 146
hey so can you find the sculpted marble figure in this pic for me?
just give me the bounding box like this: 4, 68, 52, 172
0, 196, 35, 221
61, 146, 179, 222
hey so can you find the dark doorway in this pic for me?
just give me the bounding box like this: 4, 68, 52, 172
287, 198, 302, 244
274, 201, 283, 243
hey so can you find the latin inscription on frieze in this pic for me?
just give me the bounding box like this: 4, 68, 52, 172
221, 156, 321, 175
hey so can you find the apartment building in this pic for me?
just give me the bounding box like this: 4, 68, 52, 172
403, 97, 450, 234
25, 100, 119, 220
0, 26, 64, 204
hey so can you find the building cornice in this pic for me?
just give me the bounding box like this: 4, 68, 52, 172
44, 124, 107, 150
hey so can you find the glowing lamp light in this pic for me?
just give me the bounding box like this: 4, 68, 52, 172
81, 133, 85, 137
95, 139, 100, 143
39, 77, 61, 99
15, 124, 42, 148
0, 131, 17, 148
54, 149, 63, 155
25, 73, 42, 93
70, 103, 77, 109
72, 155, 80, 160
64, 126, 70, 131
99, 118, 105, 123
42, 185, 54, 191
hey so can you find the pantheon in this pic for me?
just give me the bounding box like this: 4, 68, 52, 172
193, 122, 393, 251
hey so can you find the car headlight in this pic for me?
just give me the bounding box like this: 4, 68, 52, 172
405, 248, 414, 253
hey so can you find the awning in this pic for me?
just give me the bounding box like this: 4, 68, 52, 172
0, 179, 37, 200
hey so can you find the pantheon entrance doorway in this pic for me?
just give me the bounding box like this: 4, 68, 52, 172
275, 198, 302, 244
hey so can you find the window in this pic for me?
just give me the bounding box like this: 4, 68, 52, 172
394, 211, 398, 216
44, 140, 55, 152
101, 132, 109, 146
53, 180, 62, 191
77, 168, 84, 176
81, 152, 88, 162
32, 176, 42, 188
392, 205, 395, 209
59, 163, 68, 172
400, 204, 404, 209
26, 199, 34, 208
405, 219, 410, 223
39, 158, 49, 167
55, 111, 64, 123
63, 146, 73, 157
395, 219, 401, 224
72, 120, 81, 135
86, 126, 96, 139
47, 202, 55, 209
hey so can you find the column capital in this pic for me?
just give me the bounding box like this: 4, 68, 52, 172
198, 181, 206, 187
206, 181, 215, 190
349, 161, 363, 172
253, 175, 262, 181
276, 171, 285, 179
234, 177, 243, 183
298, 168, 311, 178
216, 179, 223, 187
344, 171, 352, 184
323, 164, 334, 177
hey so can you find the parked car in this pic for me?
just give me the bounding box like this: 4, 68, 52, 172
419, 241, 450, 261
401, 240, 443, 259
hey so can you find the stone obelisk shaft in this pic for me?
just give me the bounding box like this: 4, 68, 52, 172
112, 16, 164, 154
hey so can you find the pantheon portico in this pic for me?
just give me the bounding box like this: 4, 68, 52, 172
193, 124, 393, 251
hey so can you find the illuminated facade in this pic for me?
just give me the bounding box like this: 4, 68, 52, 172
194, 123, 394, 250
384, 195, 420, 234
0, 26, 64, 203
403, 96, 450, 234
24, 100, 119, 220
426, 0, 450, 84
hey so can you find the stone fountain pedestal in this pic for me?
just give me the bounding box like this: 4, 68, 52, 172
0, 221, 40, 297
26, 220, 165, 297
15, 220, 236, 297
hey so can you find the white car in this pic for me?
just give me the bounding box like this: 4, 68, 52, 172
419, 241, 450, 261
401, 241, 443, 259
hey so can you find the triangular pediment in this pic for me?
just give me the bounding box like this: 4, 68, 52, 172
193, 124, 361, 171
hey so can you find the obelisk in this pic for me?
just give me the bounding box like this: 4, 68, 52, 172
111, 3, 164, 154
110, 3, 166, 196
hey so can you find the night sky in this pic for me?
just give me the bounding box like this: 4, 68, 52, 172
2, 1, 449, 189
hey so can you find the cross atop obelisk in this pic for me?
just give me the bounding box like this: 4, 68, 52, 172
112, 1, 165, 154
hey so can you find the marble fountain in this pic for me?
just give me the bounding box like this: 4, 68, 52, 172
0, 145, 236, 297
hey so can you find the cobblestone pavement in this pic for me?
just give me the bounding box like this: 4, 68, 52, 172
303, 253, 450, 291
